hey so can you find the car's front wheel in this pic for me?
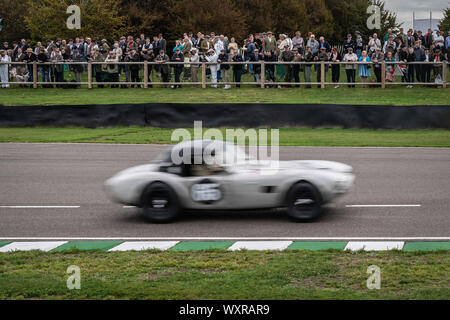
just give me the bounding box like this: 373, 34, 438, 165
286, 182, 323, 222
141, 182, 181, 223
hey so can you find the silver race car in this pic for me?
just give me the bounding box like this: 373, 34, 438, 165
104, 140, 354, 222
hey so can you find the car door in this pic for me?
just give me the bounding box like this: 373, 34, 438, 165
227, 165, 284, 209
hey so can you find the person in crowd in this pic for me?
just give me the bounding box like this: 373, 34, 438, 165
371, 47, 384, 85
406, 47, 416, 88
307, 34, 319, 56
126, 48, 140, 88
34, 41, 42, 55
383, 35, 397, 55
292, 31, 304, 54
37, 47, 50, 86
13, 47, 26, 85
291, 48, 303, 87
227, 37, 239, 57
281, 45, 294, 86
343, 47, 358, 88
423, 48, 433, 83
343, 34, 355, 53
355, 36, 364, 58
262, 32, 277, 54
424, 29, 434, 49
71, 49, 84, 89
315, 47, 328, 88
249, 48, 263, 86
358, 50, 371, 88
50, 46, 64, 87
202, 48, 216, 87
396, 28, 407, 45
189, 48, 199, 88
105, 50, 119, 88
141, 46, 155, 88
319, 36, 331, 53
384, 28, 394, 42
91, 48, 105, 88
113, 41, 123, 60
263, 50, 276, 87
155, 49, 170, 86
158, 34, 167, 53
434, 31, 445, 49
398, 45, 409, 84
413, 41, 426, 83
303, 45, 314, 88
231, 50, 244, 88
446, 31, 450, 62
279, 34, 292, 51
181, 38, 192, 80
0, 50, 11, 88
171, 47, 184, 89
384, 51, 396, 83
329, 47, 342, 88
368, 33, 381, 55
432, 48, 446, 84
217, 48, 231, 89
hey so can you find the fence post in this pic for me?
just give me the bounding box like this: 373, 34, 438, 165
144, 61, 149, 89
33, 62, 37, 89
443, 62, 447, 89
87, 62, 92, 89
381, 61, 386, 89
202, 61, 206, 89
260, 61, 265, 88
320, 61, 325, 89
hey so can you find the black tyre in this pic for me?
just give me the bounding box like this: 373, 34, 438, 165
140, 182, 181, 223
286, 182, 323, 222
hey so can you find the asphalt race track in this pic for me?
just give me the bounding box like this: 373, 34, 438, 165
0, 143, 449, 239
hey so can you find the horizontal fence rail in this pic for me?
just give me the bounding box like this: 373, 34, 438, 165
0, 61, 448, 89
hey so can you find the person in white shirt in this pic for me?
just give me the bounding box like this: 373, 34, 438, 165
0, 50, 11, 88
368, 33, 381, 54
434, 31, 445, 48
343, 47, 358, 88
205, 48, 218, 88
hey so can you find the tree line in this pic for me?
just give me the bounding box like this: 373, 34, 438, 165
1, 0, 401, 45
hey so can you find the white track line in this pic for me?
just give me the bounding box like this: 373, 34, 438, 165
0, 206, 80, 209
229, 241, 292, 251
109, 241, 179, 252
1, 237, 449, 241
345, 241, 405, 251
0, 241, 67, 252
346, 205, 421, 208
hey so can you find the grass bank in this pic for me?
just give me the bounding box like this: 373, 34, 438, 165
0, 250, 448, 300
1, 87, 449, 106
0, 127, 449, 147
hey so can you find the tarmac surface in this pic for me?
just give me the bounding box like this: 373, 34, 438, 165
0, 143, 448, 239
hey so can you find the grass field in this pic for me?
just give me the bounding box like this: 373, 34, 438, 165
0, 250, 448, 300
0, 127, 449, 147
1, 86, 449, 106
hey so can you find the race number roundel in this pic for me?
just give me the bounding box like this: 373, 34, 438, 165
191, 179, 222, 204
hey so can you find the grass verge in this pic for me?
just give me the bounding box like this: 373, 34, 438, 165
0, 250, 448, 300
1, 87, 449, 106
0, 127, 449, 147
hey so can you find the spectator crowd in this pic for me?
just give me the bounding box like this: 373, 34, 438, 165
1, 28, 449, 89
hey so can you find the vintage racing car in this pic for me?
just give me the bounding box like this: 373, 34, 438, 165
104, 140, 354, 222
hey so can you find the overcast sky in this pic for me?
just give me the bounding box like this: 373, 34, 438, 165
383, 0, 447, 29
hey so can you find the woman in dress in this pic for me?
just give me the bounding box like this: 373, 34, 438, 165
358, 50, 371, 88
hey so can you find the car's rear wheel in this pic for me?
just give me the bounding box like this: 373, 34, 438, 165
141, 182, 181, 223
286, 182, 323, 222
